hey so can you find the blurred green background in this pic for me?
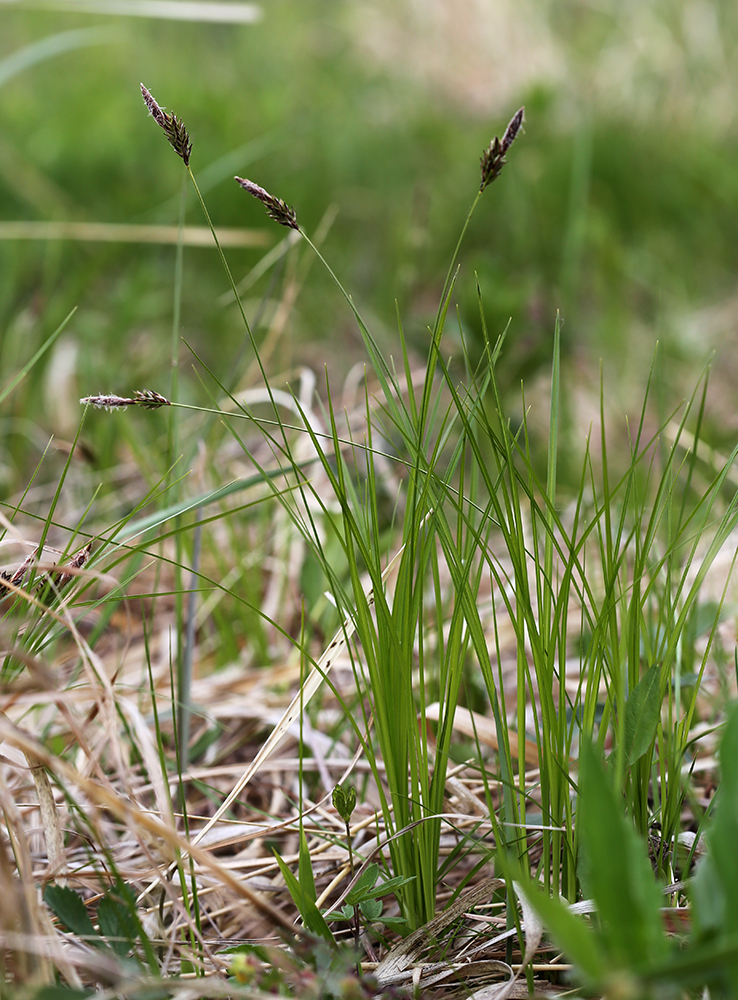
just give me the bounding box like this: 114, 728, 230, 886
2, 0, 738, 488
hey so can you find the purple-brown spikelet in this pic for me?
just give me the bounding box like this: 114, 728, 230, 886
140, 83, 192, 166
45, 542, 93, 595
234, 176, 299, 230
80, 390, 171, 411
0, 552, 35, 599
480, 106, 525, 192
80, 393, 133, 410
32, 542, 93, 606
134, 389, 171, 409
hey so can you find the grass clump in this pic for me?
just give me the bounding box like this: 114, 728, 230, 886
1, 83, 737, 1000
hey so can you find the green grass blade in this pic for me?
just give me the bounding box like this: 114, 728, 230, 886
273, 849, 334, 943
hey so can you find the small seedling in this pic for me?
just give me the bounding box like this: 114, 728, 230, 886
324, 863, 413, 932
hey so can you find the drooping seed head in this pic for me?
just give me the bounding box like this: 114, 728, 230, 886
234, 176, 299, 230
480, 106, 525, 192
140, 83, 192, 166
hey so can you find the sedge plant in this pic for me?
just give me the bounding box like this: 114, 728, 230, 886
10, 85, 735, 995
139, 83, 738, 936
137, 83, 527, 930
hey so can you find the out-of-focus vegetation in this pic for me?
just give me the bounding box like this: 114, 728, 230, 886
2, 0, 738, 486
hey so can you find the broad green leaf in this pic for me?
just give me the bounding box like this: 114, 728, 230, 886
324, 905, 355, 921
347, 863, 379, 901
44, 885, 100, 943
578, 741, 668, 968
644, 930, 738, 990
692, 702, 738, 998
622, 663, 662, 766
369, 874, 416, 897
97, 894, 139, 957
359, 898, 383, 921
707, 702, 738, 939
24, 988, 95, 1000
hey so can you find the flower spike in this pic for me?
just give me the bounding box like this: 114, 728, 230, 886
235, 176, 299, 230
140, 83, 192, 166
80, 390, 171, 411
480, 106, 524, 192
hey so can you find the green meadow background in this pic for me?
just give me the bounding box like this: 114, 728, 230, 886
2, 0, 738, 491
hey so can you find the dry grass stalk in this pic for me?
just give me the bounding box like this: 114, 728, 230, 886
0, 768, 53, 984
0, 713, 300, 936
0, 220, 268, 248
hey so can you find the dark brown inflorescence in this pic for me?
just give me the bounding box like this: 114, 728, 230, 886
480, 106, 525, 192
133, 389, 172, 409
234, 176, 299, 230
140, 84, 192, 166
44, 542, 93, 595
80, 390, 171, 411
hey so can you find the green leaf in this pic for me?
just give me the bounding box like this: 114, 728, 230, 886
707, 703, 738, 941
97, 893, 139, 957
692, 701, 738, 1000
298, 827, 318, 905
273, 849, 334, 944
43, 885, 101, 945
23, 988, 95, 1000
368, 874, 415, 897
516, 881, 607, 985
644, 930, 738, 990
378, 915, 409, 929
346, 863, 379, 902
622, 663, 662, 766
578, 740, 668, 969
358, 898, 383, 921
691, 848, 726, 939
